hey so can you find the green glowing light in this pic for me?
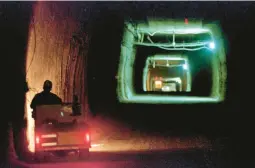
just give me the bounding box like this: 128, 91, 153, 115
209, 42, 215, 49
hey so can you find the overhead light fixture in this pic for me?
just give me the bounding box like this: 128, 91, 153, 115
183, 63, 188, 70
209, 42, 215, 49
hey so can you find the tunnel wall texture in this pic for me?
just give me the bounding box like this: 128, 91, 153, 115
25, 2, 90, 151
26, 2, 89, 114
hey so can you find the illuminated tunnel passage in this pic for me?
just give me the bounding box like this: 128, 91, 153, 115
117, 20, 227, 104
134, 46, 213, 97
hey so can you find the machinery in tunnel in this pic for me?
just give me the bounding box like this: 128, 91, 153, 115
117, 18, 227, 104
33, 104, 91, 161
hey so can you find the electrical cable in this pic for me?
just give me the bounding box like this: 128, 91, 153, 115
158, 46, 209, 51
136, 35, 210, 51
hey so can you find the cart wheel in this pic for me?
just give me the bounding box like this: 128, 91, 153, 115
78, 149, 90, 160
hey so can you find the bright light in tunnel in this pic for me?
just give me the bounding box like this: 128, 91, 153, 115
183, 63, 188, 70
154, 80, 162, 88
155, 80, 162, 85
209, 42, 215, 49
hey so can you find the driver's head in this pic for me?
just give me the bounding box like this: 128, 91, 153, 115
43, 80, 52, 92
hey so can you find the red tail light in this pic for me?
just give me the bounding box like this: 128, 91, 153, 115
36, 136, 40, 144
85, 133, 90, 142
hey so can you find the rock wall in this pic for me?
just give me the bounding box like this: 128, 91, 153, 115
25, 1, 90, 152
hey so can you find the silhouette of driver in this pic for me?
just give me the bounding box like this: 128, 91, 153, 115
30, 80, 62, 118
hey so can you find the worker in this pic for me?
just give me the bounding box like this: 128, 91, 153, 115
30, 80, 62, 118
